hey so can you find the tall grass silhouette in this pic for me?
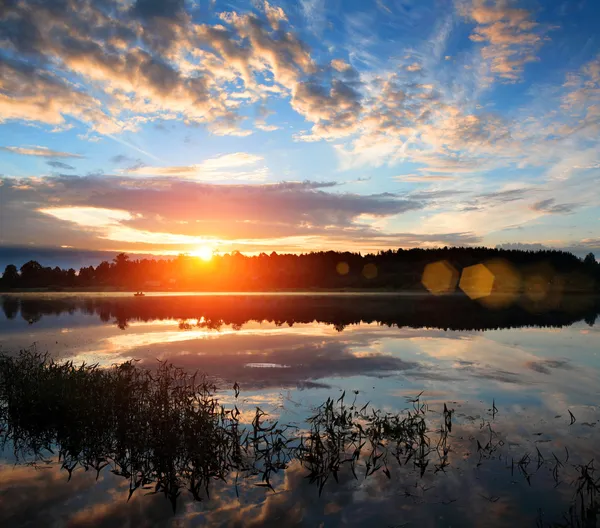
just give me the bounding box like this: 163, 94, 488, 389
0, 350, 598, 525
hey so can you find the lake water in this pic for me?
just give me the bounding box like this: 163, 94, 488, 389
1, 293, 599, 527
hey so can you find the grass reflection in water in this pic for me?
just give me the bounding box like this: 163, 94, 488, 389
0, 350, 598, 526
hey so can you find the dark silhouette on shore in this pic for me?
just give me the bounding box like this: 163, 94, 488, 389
1, 248, 598, 292
0, 351, 597, 525
2, 293, 598, 332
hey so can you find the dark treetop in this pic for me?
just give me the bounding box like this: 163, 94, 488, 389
1, 247, 599, 292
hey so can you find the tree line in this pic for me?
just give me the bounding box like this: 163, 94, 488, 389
1, 247, 598, 291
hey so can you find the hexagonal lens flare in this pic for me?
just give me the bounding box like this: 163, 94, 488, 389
421, 261, 459, 295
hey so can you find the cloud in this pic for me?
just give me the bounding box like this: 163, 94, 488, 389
496, 241, 600, 259
331, 59, 352, 72
0, 1, 319, 137
313, 67, 515, 175
263, 1, 288, 30
0, 175, 435, 252
131, 0, 186, 20
255, 123, 279, 132
198, 152, 263, 170
300, 0, 327, 33
1, 173, 486, 254
530, 198, 577, 214
119, 330, 419, 390
0, 464, 101, 527
254, 105, 279, 131
476, 188, 531, 203
32, 179, 420, 231
290, 79, 363, 141
496, 242, 549, 251
525, 359, 572, 375
461, 0, 552, 82
110, 154, 135, 164
0, 146, 84, 158
0, 245, 173, 270
393, 174, 456, 182
121, 152, 267, 181
408, 189, 467, 201
0, 0, 597, 255
38, 207, 134, 228
0, 0, 393, 146
0, 55, 117, 132
0, 0, 564, 183
0, 462, 178, 528
556, 56, 600, 142
562, 55, 600, 112
46, 160, 76, 170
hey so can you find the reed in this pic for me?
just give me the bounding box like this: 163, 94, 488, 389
0, 350, 598, 525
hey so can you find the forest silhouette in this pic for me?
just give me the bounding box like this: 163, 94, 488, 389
1, 247, 599, 292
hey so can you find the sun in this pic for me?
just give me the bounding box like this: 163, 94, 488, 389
191, 246, 214, 261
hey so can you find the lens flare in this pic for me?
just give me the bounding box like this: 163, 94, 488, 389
480, 259, 521, 308
362, 263, 378, 280
336, 262, 350, 275
459, 263, 495, 300
421, 260, 459, 295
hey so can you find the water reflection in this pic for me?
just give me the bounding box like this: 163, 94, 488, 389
1, 351, 598, 527
2, 293, 599, 331
0, 294, 599, 526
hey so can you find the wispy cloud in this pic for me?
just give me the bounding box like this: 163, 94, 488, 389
393, 174, 456, 182
38, 206, 133, 228
0, 146, 84, 158
46, 161, 76, 170
121, 153, 266, 181
530, 198, 577, 214
300, 0, 327, 34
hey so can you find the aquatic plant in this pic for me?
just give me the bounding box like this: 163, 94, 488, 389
0, 350, 598, 525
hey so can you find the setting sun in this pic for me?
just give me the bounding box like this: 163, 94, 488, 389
191, 246, 214, 261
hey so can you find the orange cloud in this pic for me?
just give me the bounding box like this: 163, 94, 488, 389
463, 0, 552, 82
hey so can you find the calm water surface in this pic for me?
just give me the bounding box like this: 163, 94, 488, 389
1, 293, 599, 527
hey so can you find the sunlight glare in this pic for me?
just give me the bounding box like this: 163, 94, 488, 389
191, 246, 214, 261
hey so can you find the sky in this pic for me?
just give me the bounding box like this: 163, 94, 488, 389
0, 0, 599, 266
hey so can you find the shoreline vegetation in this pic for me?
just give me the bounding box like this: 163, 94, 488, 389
0, 350, 598, 524
1, 247, 599, 293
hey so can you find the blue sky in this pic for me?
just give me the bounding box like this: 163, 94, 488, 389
0, 0, 599, 262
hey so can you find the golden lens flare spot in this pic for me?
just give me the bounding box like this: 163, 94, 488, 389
524, 274, 550, 302
362, 263, 378, 280
521, 263, 564, 312
190, 246, 214, 261
421, 260, 459, 295
459, 263, 495, 300
336, 261, 350, 275
480, 259, 522, 308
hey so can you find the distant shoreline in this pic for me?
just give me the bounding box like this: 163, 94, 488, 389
3, 248, 598, 294
2, 288, 598, 298
1, 287, 423, 294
